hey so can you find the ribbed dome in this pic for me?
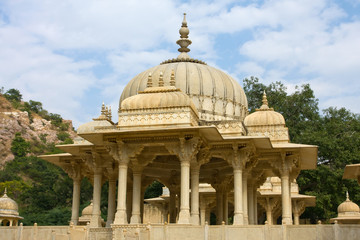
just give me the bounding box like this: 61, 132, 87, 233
244, 92, 285, 127
338, 192, 360, 215
81, 202, 93, 217
121, 85, 197, 115
244, 92, 289, 143
77, 119, 113, 134
119, 14, 247, 122
0, 190, 19, 216
77, 103, 113, 134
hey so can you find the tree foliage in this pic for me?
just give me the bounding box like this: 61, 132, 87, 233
243, 76, 360, 223
4, 88, 22, 103
11, 133, 30, 158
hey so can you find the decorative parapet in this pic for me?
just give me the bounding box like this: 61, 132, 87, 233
199, 120, 246, 137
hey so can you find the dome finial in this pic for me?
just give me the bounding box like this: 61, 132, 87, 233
346, 191, 350, 201
176, 13, 192, 59
101, 102, 106, 116
147, 73, 153, 88
260, 90, 270, 110
170, 70, 176, 86
159, 72, 164, 87
3, 187, 7, 197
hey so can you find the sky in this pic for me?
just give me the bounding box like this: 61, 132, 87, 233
0, 0, 360, 128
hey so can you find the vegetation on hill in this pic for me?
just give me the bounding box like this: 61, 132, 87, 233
0, 87, 86, 225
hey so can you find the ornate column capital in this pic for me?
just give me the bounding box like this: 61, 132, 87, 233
292, 200, 306, 216
270, 152, 300, 177
165, 137, 201, 163
228, 144, 255, 170
64, 163, 82, 181
106, 141, 144, 165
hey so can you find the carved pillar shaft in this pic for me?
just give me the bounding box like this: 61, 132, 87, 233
106, 180, 116, 227
266, 198, 273, 225
216, 188, 223, 225
233, 168, 244, 225
114, 163, 128, 224
169, 190, 177, 223
223, 191, 228, 224
242, 173, 248, 225
71, 178, 81, 225
178, 160, 190, 224
247, 183, 254, 225
190, 166, 200, 225
281, 170, 292, 225
90, 170, 102, 227
200, 203, 206, 226
130, 171, 142, 224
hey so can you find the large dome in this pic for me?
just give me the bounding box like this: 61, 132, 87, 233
119, 14, 248, 122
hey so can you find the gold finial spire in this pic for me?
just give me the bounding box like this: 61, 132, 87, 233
147, 73, 153, 88
176, 13, 192, 59
260, 90, 270, 110
2, 188, 8, 197
101, 102, 107, 116
170, 70, 176, 86
107, 106, 112, 121
346, 191, 350, 201
158, 72, 164, 87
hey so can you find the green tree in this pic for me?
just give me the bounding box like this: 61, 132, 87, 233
144, 181, 164, 199
243, 77, 360, 223
11, 133, 30, 158
4, 88, 22, 102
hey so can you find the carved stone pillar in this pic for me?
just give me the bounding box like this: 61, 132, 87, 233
165, 137, 200, 224
292, 200, 306, 225
90, 168, 103, 227
169, 188, 177, 223
126, 187, 132, 223
66, 164, 82, 226
130, 168, 143, 224
247, 182, 254, 225
233, 167, 244, 225
223, 191, 228, 224
200, 199, 207, 226
281, 169, 292, 225
107, 142, 144, 225
190, 164, 200, 225
178, 160, 191, 224
216, 187, 223, 225
114, 162, 128, 224
106, 179, 117, 227
242, 172, 248, 225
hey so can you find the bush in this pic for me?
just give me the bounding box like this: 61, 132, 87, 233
57, 132, 70, 141
11, 133, 30, 158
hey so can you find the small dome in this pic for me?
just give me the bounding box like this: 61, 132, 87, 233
77, 103, 113, 134
244, 92, 285, 127
244, 92, 289, 143
0, 189, 19, 216
120, 73, 198, 115
338, 192, 360, 215
81, 201, 93, 217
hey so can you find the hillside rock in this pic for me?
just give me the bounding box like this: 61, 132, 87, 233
0, 95, 77, 166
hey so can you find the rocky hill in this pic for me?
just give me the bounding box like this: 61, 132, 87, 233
0, 93, 77, 166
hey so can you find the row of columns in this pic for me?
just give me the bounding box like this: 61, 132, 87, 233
69, 149, 295, 227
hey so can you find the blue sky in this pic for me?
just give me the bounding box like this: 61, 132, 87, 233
0, 0, 360, 128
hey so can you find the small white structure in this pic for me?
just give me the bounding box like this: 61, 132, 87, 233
331, 192, 360, 224
0, 189, 23, 226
